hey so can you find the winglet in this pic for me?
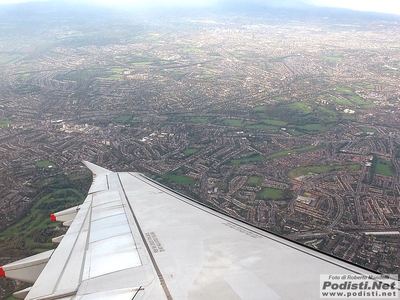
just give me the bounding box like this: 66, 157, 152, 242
82, 161, 111, 176
50, 214, 56, 221
0, 266, 5, 277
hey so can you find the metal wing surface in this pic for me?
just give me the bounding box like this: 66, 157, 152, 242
2, 162, 371, 299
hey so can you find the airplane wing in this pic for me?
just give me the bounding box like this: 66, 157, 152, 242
0, 161, 383, 299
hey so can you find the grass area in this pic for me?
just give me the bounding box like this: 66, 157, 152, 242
223, 119, 244, 127
335, 87, 353, 95
0, 53, 22, 66
317, 106, 339, 121
334, 87, 370, 106
16, 71, 31, 78
246, 124, 278, 131
341, 113, 357, 121
0, 188, 85, 250
287, 129, 305, 136
290, 102, 312, 114
325, 55, 342, 61
288, 164, 361, 178
261, 119, 287, 126
183, 148, 198, 156
165, 174, 194, 185
113, 115, 139, 125
274, 96, 286, 101
259, 188, 283, 200
183, 47, 201, 53
323, 94, 351, 105
376, 158, 395, 177
0, 120, 12, 127
201, 74, 214, 78
297, 124, 328, 132
247, 176, 263, 187
360, 126, 376, 133
113, 115, 131, 124
230, 155, 265, 165
15, 84, 41, 95
324, 52, 342, 61
35, 161, 57, 168
349, 95, 367, 106
189, 116, 209, 123
355, 82, 374, 89
253, 106, 266, 112
221, 117, 286, 131
132, 61, 152, 65
110, 67, 125, 73
268, 145, 319, 159
216, 181, 228, 191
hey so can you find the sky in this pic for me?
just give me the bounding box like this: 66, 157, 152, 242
0, 0, 399, 16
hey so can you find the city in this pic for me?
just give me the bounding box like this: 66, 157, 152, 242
0, 2, 399, 297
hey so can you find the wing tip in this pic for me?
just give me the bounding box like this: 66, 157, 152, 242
0, 266, 5, 277
82, 161, 112, 175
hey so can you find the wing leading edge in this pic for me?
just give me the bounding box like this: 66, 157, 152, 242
1, 162, 385, 299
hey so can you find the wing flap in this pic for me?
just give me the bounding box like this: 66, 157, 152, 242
0, 250, 53, 283
50, 205, 80, 223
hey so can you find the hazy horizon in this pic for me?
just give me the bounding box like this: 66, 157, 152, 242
0, 0, 399, 16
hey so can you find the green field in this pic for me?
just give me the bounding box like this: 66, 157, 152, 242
287, 129, 304, 136
290, 102, 312, 114
113, 115, 131, 124
334, 87, 369, 106
261, 119, 287, 126
247, 176, 263, 187
246, 124, 279, 131
165, 174, 194, 185
35, 161, 57, 168
223, 119, 244, 127
376, 158, 395, 176
183, 46, 201, 53
349, 95, 367, 106
0, 187, 85, 251
325, 55, 342, 61
288, 164, 361, 179
188, 116, 210, 123
323, 94, 351, 105
355, 82, 374, 89
274, 96, 286, 101
132, 61, 152, 65
335, 87, 353, 95
324, 52, 342, 61
360, 126, 376, 133
183, 148, 198, 156
0, 120, 12, 127
0, 53, 23, 66
297, 124, 328, 132
230, 155, 265, 165
268, 145, 319, 159
253, 106, 266, 112
259, 188, 283, 200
